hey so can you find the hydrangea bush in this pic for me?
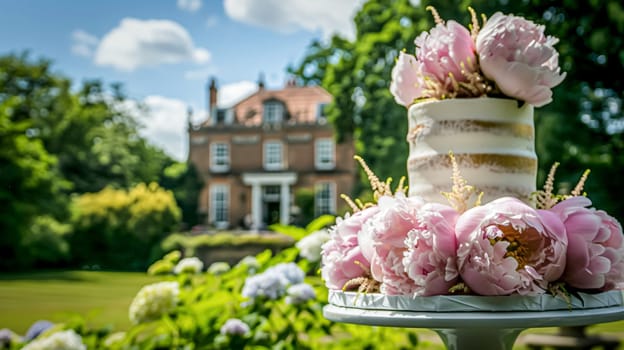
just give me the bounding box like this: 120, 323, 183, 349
6, 218, 430, 349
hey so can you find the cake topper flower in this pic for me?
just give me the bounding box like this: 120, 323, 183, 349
390, 7, 566, 107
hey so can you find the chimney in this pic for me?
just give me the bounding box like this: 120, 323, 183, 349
257, 72, 265, 91
208, 77, 217, 111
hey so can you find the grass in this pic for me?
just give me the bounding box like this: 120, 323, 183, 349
0, 270, 161, 334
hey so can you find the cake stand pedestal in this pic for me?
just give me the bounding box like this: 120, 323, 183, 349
323, 291, 624, 350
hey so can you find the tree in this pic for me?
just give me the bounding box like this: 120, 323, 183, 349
0, 53, 179, 269
0, 97, 68, 269
291, 0, 624, 220
160, 162, 204, 230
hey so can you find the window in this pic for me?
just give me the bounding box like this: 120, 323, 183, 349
316, 103, 328, 120
210, 184, 229, 228
263, 101, 283, 123
315, 138, 335, 170
264, 141, 283, 170
315, 182, 335, 216
210, 142, 229, 172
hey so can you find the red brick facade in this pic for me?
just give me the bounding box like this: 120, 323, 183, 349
188, 79, 356, 229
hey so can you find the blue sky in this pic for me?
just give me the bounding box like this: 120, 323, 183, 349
0, 0, 364, 160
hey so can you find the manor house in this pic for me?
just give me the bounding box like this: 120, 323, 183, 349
188, 78, 356, 230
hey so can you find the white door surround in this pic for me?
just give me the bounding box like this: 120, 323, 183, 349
242, 172, 297, 230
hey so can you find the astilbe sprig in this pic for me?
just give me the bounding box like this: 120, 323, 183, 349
343, 156, 407, 211
440, 151, 483, 213
533, 163, 591, 209
533, 162, 560, 209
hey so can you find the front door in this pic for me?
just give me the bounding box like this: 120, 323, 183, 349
264, 202, 280, 226
262, 185, 281, 227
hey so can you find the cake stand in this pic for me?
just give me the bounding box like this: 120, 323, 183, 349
324, 290, 624, 350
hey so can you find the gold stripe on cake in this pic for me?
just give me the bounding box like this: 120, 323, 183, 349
407, 120, 534, 144
408, 154, 537, 174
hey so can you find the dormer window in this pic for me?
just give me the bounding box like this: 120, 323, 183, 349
316, 103, 328, 121
263, 101, 284, 124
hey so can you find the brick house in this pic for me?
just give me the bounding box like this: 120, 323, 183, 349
188, 78, 356, 229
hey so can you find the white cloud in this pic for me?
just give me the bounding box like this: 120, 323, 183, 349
218, 80, 257, 108
223, 0, 364, 39
94, 18, 211, 71
139, 95, 190, 161
178, 0, 202, 12
71, 29, 99, 57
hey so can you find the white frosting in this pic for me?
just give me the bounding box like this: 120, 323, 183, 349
407, 98, 536, 204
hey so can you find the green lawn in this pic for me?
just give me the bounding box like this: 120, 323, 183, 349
0, 270, 161, 334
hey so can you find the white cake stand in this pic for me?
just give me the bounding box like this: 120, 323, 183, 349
324, 290, 624, 350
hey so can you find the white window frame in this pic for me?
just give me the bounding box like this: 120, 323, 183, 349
210, 184, 229, 228
316, 103, 328, 120
210, 142, 230, 172
315, 182, 336, 216
263, 141, 283, 170
315, 138, 335, 170
263, 101, 283, 124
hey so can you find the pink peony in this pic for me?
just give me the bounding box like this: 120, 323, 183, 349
415, 20, 478, 96
476, 12, 566, 107
321, 205, 379, 290
456, 197, 567, 295
389, 51, 425, 107
550, 196, 624, 290
359, 193, 425, 295
403, 203, 460, 296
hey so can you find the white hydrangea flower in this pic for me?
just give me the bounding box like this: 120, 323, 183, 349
129, 281, 179, 324
285, 283, 316, 305
296, 229, 330, 262
102, 332, 126, 348
173, 257, 204, 274
207, 261, 231, 275
21, 329, 85, 350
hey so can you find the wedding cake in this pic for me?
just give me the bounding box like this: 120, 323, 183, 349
321, 8, 624, 301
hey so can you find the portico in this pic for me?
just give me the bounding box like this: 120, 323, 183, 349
242, 172, 297, 229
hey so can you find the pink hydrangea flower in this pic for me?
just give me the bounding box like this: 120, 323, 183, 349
359, 193, 425, 295
476, 12, 566, 107
415, 20, 477, 95
321, 205, 379, 290
389, 51, 425, 107
456, 197, 567, 295
550, 196, 624, 290
403, 203, 459, 296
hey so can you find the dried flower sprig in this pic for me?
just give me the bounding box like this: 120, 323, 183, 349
341, 156, 409, 211
426, 6, 443, 25
570, 169, 590, 197
441, 151, 483, 213
342, 261, 380, 293
533, 162, 560, 209
533, 163, 591, 209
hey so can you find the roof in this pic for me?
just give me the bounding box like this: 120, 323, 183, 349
232, 85, 333, 126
